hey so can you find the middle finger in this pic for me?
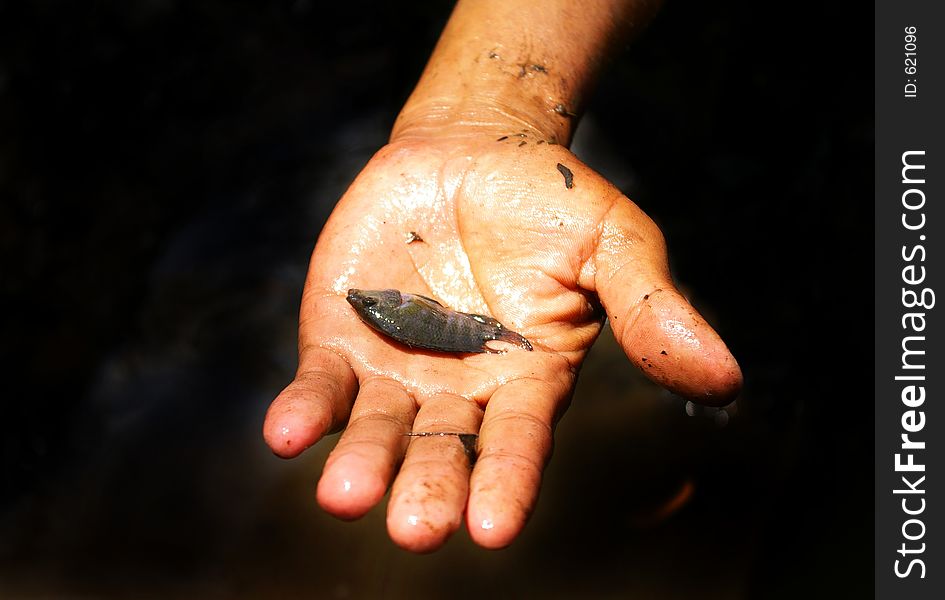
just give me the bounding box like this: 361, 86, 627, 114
386, 392, 483, 552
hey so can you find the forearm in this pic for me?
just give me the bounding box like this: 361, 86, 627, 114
391, 0, 661, 145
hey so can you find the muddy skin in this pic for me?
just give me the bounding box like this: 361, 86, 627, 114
553, 103, 577, 118
407, 432, 479, 464
556, 163, 574, 189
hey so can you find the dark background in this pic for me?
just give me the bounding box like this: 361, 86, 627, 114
1, 1, 871, 598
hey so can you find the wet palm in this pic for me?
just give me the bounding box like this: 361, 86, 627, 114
264, 134, 741, 552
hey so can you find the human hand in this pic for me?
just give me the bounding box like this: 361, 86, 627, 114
263, 130, 741, 552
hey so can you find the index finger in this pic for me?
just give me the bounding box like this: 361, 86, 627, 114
263, 347, 357, 457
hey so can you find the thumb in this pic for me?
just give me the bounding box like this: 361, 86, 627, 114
589, 197, 742, 405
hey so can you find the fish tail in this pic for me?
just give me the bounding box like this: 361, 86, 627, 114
492, 329, 533, 352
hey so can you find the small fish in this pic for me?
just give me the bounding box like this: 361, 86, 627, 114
346, 289, 533, 354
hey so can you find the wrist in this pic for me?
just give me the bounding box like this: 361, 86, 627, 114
391, 90, 576, 146
388, 0, 656, 146
389, 11, 592, 146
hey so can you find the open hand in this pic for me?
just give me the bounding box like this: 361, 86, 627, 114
263, 132, 741, 552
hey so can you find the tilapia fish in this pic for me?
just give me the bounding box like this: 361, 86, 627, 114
346, 289, 533, 354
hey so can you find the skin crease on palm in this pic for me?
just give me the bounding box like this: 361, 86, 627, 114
263, 0, 742, 553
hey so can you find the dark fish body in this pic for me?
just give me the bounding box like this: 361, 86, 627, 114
346, 289, 533, 354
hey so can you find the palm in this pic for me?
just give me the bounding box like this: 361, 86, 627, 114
305, 137, 609, 398
266, 135, 741, 552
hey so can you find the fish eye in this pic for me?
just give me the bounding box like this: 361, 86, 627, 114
363, 297, 377, 307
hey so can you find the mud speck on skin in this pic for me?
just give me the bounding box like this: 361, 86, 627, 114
554, 103, 577, 118
406, 432, 478, 465
458, 434, 478, 464
556, 163, 574, 189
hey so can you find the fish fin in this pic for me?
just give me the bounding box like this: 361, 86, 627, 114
413, 294, 444, 307
468, 313, 502, 328
481, 342, 507, 354
493, 329, 533, 351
